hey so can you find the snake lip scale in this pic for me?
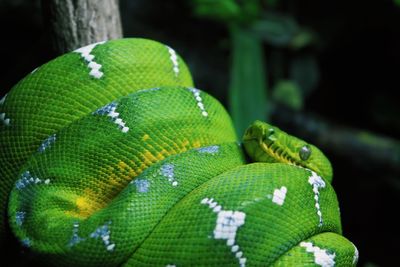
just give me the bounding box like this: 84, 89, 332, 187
0, 38, 357, 266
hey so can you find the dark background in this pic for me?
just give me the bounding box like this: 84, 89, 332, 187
1, 0, 399, 266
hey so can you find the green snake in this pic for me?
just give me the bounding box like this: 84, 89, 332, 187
0, 38, 358, 266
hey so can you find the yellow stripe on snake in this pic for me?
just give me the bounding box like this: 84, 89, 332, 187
0, 38, 358, 266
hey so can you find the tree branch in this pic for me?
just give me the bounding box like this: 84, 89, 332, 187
272, 106, 400, 175
41, 0, 123, 54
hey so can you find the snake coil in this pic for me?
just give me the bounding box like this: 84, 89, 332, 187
0, 38, 358, 266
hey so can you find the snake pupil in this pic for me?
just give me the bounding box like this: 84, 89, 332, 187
299, 145, 311, 161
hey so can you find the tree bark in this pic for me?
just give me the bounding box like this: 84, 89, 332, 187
41, 0, 123, 54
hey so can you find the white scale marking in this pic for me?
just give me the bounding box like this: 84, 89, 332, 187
308, 171, 326, 226
0, 94, 9, 126
240, 186, 288, 208
21, 238, 31, 247
94, 102, 129, 133
0, 112, 10, 126
69, 221, 116, 251
38, 134, 56, 152
189, 88, 208, 117
289, 166, 327, 226
166, 46, 179, 76
0, 94, 6, 105
352, 243, 359, 265
160, 163, 178, 187
197, 145, 219, 154
272, 186, 287, 206
16, 211, 26, 227
201, 197, 247, 267
300, 242, 336, 267
89, 221, 115, 251
68, 221, 86, 247
15, 171, 50, 190
132, 179, 150, 193
74, 41, 106, 79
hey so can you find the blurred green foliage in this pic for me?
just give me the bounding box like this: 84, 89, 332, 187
192, 0, 267, 135
229, 26, 268, 135
190, 0, 319, 135
272, 80, 303, 111
191, 0, 261, 24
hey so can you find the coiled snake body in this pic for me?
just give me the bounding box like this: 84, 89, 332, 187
0, 38, 358, 266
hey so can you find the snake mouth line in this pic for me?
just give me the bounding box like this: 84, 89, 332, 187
258, 139, 307, 169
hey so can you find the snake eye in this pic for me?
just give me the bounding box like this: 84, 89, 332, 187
299, 145, 311, 160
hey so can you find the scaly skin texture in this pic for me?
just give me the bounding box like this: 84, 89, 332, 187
0, 38, 357, 266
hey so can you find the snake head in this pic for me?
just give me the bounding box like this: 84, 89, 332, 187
243, 120, 333, 182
